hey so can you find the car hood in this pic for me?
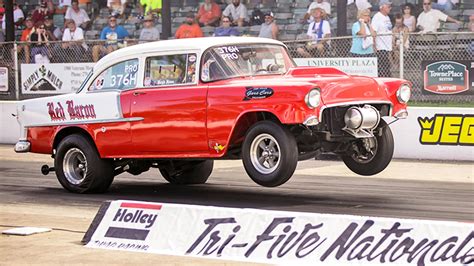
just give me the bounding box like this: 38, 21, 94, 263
219, 67, 389, 106
287, 67, 389, 105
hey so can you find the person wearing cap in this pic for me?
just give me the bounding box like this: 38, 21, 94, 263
258, 12, 278, 40
303, 0, 331, 23
416, 0, 461, 33
196, 0, 221, 27
213, 16, 240, 37
65, 0, 91, 30
32, 1, 53, 25
138, 15, 159, 44
175, 12, 203, 39
297, 7, 331, 58
92, 15, 129, 62
222, 0, 248, 27
2, 2, 25, 31
371, 0, 393, 77
62, 20, 87, 61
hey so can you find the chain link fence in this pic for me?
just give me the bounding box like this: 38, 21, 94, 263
284, 32, 474, 103
0, 32, 473, 103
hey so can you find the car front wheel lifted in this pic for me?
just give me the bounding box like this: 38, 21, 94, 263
342, 119, 394, 176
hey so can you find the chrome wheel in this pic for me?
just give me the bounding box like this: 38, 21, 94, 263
250, 133, 281, 174
351, 137, 378, 164
63, 148, 87, 185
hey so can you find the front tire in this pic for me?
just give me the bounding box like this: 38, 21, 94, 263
159, 160, 213, 185
242, 121, 298, 187
342, 120, 394, 175
55, 134, 114, 193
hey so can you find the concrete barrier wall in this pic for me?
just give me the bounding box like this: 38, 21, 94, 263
1, 101, 472, 161
391, 107, 473, 161
0, 101, 20, 144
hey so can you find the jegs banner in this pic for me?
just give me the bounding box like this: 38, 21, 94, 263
83, 200, 473, 265
21, 63, 94, 94
422, 60, 473, 95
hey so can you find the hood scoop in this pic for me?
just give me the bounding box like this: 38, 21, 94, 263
286, 67, 348, 77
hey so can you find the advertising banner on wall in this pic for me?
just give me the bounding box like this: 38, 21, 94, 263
21, 63, 94, 94
422, 60, 473, 95
390, 107, 474, 161
83, 200, 473, 265
294, 57, 378, 77
0, 67, 8, 92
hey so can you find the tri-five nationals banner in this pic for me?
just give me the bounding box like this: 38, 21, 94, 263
83, 200, 473, 265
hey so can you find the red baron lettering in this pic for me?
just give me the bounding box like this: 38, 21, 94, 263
66, 100, 97, 120
47, 102, 66, 121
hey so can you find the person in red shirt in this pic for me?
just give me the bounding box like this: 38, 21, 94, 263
32, 1, 53, 25
175, 12, 203, 39
196, 0, 221, 27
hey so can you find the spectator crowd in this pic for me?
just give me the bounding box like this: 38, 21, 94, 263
0, 0, 472, 65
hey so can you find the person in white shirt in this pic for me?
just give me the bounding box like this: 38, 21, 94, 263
297, 8, 331, 58
1, 3, 24, 31
371, 0, 392, 77
62, 20, 87, 61
65, 0, 91, 30
303, 0, 331, 22
417, 0, 460, 33
222, 0, 248, 27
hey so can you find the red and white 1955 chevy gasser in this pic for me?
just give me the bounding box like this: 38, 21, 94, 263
15, 37, 411, 193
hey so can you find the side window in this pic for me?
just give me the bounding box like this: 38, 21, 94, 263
143, 53, 197, 87
89, 59, 139, 91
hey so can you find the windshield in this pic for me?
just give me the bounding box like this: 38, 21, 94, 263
201, 44, 295, 82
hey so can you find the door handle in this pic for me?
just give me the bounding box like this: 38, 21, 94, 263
133, 91, 146, 96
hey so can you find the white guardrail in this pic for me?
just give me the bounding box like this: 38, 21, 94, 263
1, 101, 472, 161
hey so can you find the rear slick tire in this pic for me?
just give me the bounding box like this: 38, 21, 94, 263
55, 134, 114, 193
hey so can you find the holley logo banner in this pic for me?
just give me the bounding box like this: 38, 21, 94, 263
83, 200, 473, 265
422, 60, 472, 95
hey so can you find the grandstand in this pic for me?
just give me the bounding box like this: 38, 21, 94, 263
11, 0, 474, 42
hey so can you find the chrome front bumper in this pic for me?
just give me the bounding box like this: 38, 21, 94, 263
14, 140, 31, 153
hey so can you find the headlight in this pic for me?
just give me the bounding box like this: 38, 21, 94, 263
305, 89, 321, 109
397, 84, 411, 104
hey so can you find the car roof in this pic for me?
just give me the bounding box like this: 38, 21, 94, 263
93, 37, 286, 72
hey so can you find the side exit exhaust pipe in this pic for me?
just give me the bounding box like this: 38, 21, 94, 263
41, 165, 55, 175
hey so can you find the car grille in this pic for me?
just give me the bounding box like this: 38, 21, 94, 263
321, 104, 390, 134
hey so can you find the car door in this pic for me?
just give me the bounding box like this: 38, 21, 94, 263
84, 58, 140, 157
126, 52, 209, 153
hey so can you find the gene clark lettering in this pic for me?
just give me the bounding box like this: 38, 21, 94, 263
186, 218, 473, 265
